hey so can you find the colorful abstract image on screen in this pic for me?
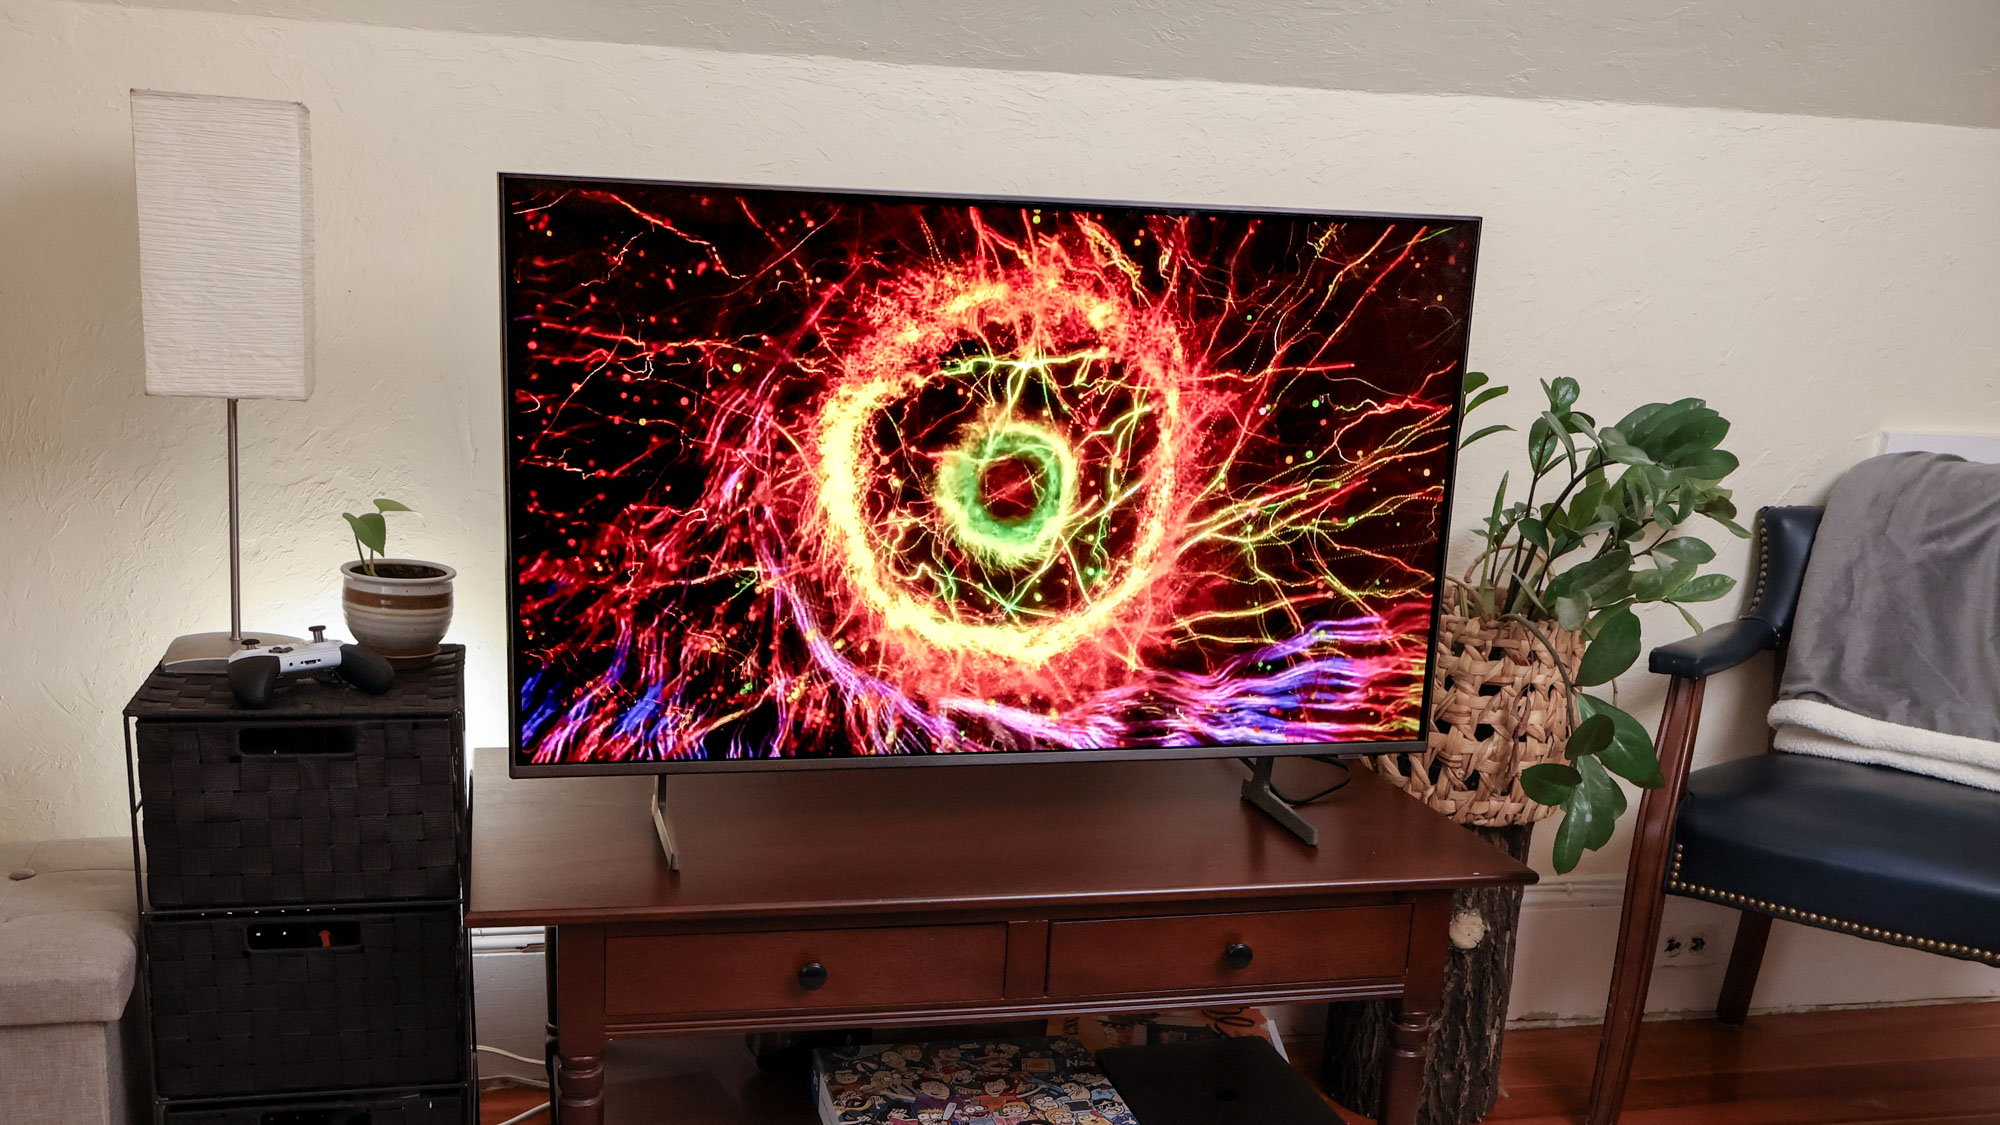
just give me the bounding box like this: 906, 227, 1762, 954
504, 178, 1477, 765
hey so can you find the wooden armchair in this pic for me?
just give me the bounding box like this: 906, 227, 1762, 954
1585, 505, 2000, 1124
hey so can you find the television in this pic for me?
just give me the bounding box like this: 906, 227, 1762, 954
502, 175, 1479, 777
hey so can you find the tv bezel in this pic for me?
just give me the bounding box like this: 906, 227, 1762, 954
498, 172, 1480, 778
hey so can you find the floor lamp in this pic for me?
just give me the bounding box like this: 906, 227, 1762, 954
132, 90, 313, 673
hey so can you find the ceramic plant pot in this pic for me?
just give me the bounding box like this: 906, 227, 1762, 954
341, 558, 455, 664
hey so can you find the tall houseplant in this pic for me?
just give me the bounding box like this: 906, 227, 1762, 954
1456, 372, 1748, 872
1326, 373, 1748, 1125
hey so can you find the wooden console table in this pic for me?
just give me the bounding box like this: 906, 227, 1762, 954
467, 750, 1535, 1125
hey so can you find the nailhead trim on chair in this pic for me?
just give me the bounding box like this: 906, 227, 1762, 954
1667, 843, 2000, 966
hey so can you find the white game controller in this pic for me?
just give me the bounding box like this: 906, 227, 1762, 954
225, 626, 396, 708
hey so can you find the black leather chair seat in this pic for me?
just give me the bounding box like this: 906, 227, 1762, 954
1671, 753, 2000, 962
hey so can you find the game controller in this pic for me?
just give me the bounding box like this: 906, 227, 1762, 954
226, 626, 396, 709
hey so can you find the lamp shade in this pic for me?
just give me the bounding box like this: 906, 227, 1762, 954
131, 90, 313, 400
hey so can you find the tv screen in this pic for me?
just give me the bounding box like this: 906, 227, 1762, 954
503, 175, 1478, 774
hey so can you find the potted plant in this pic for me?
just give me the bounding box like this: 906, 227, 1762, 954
339, 498, 455, 665
1325, 373, 1748, 1125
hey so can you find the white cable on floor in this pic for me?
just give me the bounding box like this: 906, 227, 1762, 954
493, 1101, 550, 1125
477, 1043, 547, 1068
477, 1041, 552, 1122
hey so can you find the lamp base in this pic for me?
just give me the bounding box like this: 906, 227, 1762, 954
160, 630, 305, 675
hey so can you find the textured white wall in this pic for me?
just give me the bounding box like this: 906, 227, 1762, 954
2, 0, 1997, 1015
80, 0, 2000, 129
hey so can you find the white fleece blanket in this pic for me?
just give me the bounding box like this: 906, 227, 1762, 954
1769, 452, 2000, 791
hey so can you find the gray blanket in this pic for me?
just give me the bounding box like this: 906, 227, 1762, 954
1770, 451, 2000, 790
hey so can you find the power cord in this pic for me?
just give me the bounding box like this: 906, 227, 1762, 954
477, 1044, 547, 1070
493, 1104, 549, 1125
477, 1044, 550, 1124
1238, 756, 1353, 806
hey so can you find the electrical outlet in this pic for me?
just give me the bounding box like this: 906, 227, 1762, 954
1657, 923, 1723, 967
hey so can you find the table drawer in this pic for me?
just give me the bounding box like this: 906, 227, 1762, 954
1046, 905, 1408, 997
605, 923, 1008, 1016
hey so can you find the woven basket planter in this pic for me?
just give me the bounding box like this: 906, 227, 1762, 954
1370, 611, 1585, 828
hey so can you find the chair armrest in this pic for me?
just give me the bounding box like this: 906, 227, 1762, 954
1648, 617, 1779, 678
1645, 505, 1823, 681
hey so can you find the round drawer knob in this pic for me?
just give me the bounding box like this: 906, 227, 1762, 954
1223, 942, 1254, 970
798, 961, 829, 991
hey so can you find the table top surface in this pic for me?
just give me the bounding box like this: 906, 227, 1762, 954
467, 749, 1535, 927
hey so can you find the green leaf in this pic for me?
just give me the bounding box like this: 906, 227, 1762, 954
1554, 593, 1591, 632
1546, 549, 1634, 607
1654, 536, 1716, 565
1656, 480, 1698, 530
1551, 812, 1585, 873
1464, 371, 1490, 396
1678, 448, 1739, 481
1517, 517, 1551, 556
1649, 411, 1730, 466
1540, 411, 1580, 472
1578, 694, 1666, 788
1521, 762, 1582, 806
1551, 756, 1629, 874
373, 498, 414, 513
1575, 606, 1640, 685
1529, 416, 1559, 475
1565, 713, 1616, 760
1672, 601, 1704, 634
1545, 376, 1580, 412
1629, 557, 1697, 602
347, 511, 387, 556
1602, 442, 1654, 467
1633, 464, 1671, 507
1623, 398, 1700, 450
1614, 402, 1670, 437
1667, 573, 1737, 603
1466, 386, 1510, 414
1486, 471, 1510, 540
1460, 423, 1514, 449
1566, 469, 1611, 530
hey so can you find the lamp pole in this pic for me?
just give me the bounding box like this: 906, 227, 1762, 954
227, 397, 242, 644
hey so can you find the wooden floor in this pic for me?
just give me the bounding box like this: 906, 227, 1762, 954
1482, 1001, 2000, 1124
478, 1000, 2000, 1125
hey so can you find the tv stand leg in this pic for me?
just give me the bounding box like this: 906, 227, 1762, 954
651, 776, 682, 871
1240, 757, 1319, 846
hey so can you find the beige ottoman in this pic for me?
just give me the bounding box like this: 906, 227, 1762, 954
0, 838, 142, 1125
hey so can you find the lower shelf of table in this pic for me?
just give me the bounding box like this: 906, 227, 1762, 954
604, 978, 1409, 1037
153, 1082, 474, 1125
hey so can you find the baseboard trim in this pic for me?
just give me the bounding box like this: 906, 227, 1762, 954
472, 926, 545, 953
1521, 874, 1624, 909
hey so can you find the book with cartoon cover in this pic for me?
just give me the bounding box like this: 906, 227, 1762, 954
1047, 1006, 1288, 1060
812, 1036, 1139, 1125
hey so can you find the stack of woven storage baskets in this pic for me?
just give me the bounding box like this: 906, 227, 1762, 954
124, 648, 473, 1125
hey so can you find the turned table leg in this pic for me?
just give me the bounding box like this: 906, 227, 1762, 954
1380, 893, 1452, 1125
553, 925, 609, 1125
557, 1052, 606, 1125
